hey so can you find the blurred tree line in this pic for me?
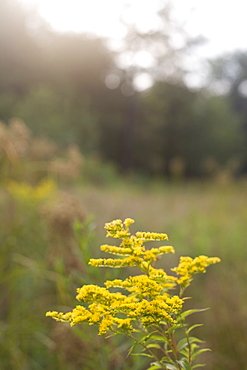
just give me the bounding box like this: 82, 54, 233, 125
0, 0, 246, 178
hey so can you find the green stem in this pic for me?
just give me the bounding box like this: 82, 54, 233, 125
178, 285, 193, 365
166, 324, 182, 370
126, 331, 167, 369
151, 324, 182, 370
152, 325, 173, 361
183, 325, 192, 364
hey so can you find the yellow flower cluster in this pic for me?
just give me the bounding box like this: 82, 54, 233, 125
46, 286, 183, 334
89, 256, 143, 268
89, 218, 174, 271
172, 255, 221, 288
105, 274, 176, 299
104, 218, 133, 238
46, 218, 220, 337
135, 231, 169, 241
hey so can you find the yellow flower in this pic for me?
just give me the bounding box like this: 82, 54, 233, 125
135, 231, 169, 241
100, 244, 132, 256
46, 218, 220, 340
99, 315, 114, 335
124, 218, 135, 228
172, 255, 221, 288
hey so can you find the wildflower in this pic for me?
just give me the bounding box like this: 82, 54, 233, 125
172, 255, 221, 288
135, 231, 169, 241
46, 214, 220, 366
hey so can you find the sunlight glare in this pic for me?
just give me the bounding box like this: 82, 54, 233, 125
21, 0, 127, 37
134, 73, 153, 91
21, 0, 247, 56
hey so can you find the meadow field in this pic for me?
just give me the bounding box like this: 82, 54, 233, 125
0, 120, 246, 370
1, 2, 247, 368
1, 149, 246, 369
78, 178, 247, 369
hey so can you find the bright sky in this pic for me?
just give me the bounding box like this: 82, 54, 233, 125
20, 0, 247, 89
20, 0, 247, 53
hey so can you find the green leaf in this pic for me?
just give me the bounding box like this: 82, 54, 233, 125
146, 343, 162, 349
161, 356, 174, 363
163, 342, 172, 351
166, 324, 182, 334
192, 348, 211, 361
189, 336, 203, 344
148, 366, 163, 370
151, 361, 165, 366
149, 334, 167, 342
127, 331, 157, 356
165, 364, 178, 370
132, 352, 153, 358
187, 324, 203, 334
142, 330, 159, 343
192, 364, 206, 369
127, 343, 138, 357
177, 337, 203, 352
176, 359, 192, 370
177, 338, 189, 351
190, 343, 200, 353
180, 308, 209, 320
105, 332, 118, 339
179, 349, 190, 358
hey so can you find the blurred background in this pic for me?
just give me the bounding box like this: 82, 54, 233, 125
0, 0, 247, 369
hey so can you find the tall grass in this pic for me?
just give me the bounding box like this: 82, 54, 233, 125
77, 179, 247, 370
0, 119, 246, 369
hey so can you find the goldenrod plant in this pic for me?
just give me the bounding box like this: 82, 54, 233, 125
46, 218, 220, 370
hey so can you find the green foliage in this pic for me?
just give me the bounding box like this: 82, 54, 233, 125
0, 0, 246, 177
210, 51, 247, 171
0, 139, 149, 369
0, 194, 142, 369
77, 179, 247, 369
138, 82, 244, 176
12, 86, 100, 150
0, 140, 247, 370
193, 95, 244, 166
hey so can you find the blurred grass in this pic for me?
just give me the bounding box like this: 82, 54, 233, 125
77, 179, 247, 370
0, 180, 147, 370
0, 122, 246, 369
1, 178, 247, 369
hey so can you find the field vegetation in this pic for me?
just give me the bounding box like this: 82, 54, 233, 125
0, 121, 246, 369
1, 1, 247, 368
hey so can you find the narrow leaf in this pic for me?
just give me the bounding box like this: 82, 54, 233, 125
146, 343, 162, 349
187, 324, 203, 334
143, 330, 159, 343
179, 349, 190, 357
192, 348, 211, 361
127, 343, 138, 357
161, 356, 174, 363
150, 334, 167, 342
132, 353, 153, 358
180, 308, 209, 320
188, 336, 203, 344
176, 359, 192, 370
166, 324, 182, 334
177, 338, 189, 351
178, 337, 203, 352
165, 364, 179, 370
192, 364, 206, 369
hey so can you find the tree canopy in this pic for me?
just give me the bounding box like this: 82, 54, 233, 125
0, 0, 245, 177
